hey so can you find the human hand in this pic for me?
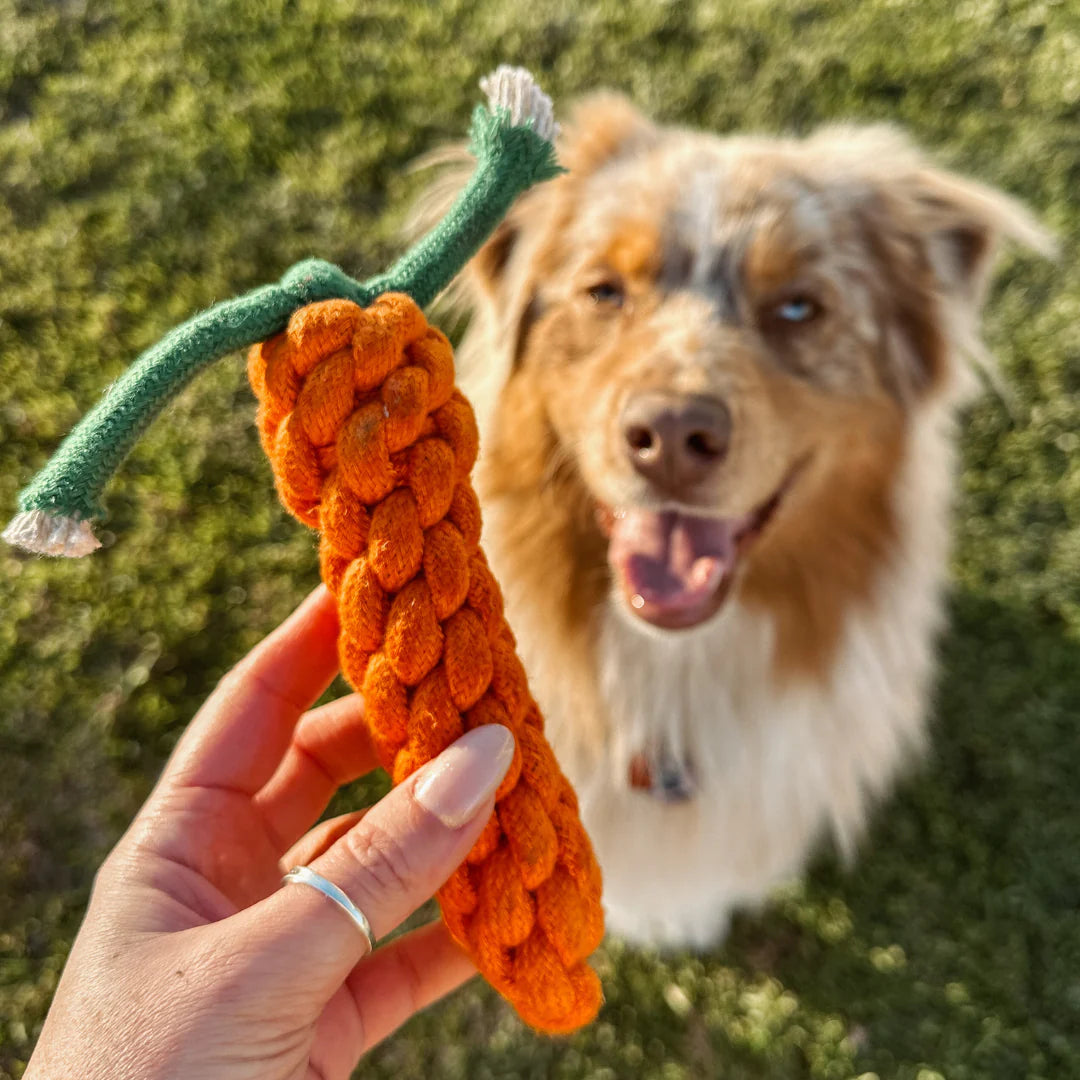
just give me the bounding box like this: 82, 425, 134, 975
25, 585, 514, 1080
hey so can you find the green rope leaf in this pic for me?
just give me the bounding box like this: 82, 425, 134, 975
7, 83, 562, 552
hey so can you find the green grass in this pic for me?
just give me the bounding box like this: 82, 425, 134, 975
1, 1, 1078, 1076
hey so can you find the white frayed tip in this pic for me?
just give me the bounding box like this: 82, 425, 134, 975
3, 510, 102, 557
480, 66, 558, 143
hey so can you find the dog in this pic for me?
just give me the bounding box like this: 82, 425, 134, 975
417, 94, 1050, 948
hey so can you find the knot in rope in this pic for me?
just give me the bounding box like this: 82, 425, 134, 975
248, 294, 604, 1032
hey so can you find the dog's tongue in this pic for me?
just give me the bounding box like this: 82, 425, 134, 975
607, 509, 737, 629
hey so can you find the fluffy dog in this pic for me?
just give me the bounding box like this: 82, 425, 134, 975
419, 95, 1049, 948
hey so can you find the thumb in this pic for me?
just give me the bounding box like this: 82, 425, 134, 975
227, 724, 514, 1002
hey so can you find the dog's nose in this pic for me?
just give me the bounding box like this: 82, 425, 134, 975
621, 392, 731, 495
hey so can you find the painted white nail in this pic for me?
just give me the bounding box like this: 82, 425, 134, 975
414, 725, 515, 829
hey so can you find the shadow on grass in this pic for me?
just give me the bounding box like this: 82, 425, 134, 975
717, 586, 1080, 1080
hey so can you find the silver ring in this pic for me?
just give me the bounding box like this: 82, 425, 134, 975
282, 865, 376, 954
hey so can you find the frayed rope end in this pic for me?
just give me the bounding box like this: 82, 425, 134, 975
3, 510, 102, 557
480, 66, 559, 143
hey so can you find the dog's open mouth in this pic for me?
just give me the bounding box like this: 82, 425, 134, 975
602, 507, 762, 629
596, 467, 801, 630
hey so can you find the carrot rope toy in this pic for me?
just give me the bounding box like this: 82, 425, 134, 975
4, 67, 605, 1033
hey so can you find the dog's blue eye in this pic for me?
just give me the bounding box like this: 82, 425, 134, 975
776, 297, 818, 323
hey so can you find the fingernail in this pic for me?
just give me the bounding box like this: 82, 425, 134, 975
414, 725, 515, 829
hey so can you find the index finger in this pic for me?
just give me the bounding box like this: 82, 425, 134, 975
161, 584, 341, 797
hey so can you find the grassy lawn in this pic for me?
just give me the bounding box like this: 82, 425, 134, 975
1, 1, 1077, 1076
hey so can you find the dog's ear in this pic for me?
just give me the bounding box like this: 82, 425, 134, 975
813, 125, 1054, 396
459, 94, 660, 371
403, 145, 545, 370
900, 161, 1054, 309
468, 94, 658, 299
410, 94, 658, 305
408, 95, 659, 378
462, 197, 548, 369
559, 92, 659, 176
471, 216, 520, 298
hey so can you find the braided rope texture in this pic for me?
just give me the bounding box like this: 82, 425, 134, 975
248, 294, 604, 1033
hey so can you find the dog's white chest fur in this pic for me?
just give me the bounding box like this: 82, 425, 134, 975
485, 407, 953, 949
582, 593, 928, 947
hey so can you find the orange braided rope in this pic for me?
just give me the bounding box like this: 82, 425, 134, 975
247, 292, 604, 1032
